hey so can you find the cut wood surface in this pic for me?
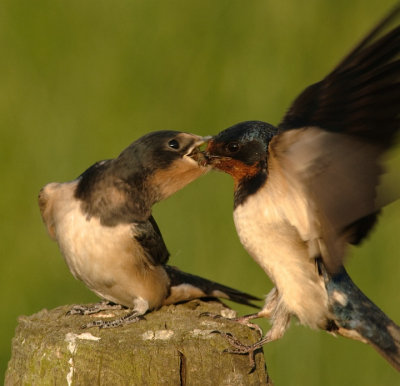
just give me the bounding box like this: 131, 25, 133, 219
5, 299, 273, 386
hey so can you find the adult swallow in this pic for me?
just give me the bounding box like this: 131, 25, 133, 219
39, 130, 259, 328
204, 5, 400, 371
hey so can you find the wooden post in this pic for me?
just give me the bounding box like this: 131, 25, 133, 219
5, 300, 273, 385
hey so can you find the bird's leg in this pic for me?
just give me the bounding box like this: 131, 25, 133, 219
200, 311, 264, 335
213, 309, 291, 370
206, 288, 291, 370
211, 331, 269, 370
81, 309, 146, 329
66, 300, 125, 316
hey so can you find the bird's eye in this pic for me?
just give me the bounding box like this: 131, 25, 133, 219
168, 139, 180, 149
227, 142, 240, 153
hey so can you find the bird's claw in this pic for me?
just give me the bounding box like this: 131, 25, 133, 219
66, 301, 124, 317
211, 330, 248, 349
201, 312, 263, 336
211, 330, 267, 371
199, 312, 223, 319
66, 305, 89, 316
80, 314, 146, 329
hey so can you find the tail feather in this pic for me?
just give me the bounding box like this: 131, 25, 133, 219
369, 323, 400, 372
320, 262, 400, 372
163, 265, 261, 308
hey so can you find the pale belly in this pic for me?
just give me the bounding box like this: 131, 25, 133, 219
56, 206, 133, 292
233, 189, 328, 328
51, 194, 168, 310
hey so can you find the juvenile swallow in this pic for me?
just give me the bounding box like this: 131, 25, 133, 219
39, 130, 259, 328
204, 5, 400, 371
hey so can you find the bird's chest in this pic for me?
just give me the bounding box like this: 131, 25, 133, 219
233, 193, 282, 275
233, 182, 312, 282
53, 200, 136, 286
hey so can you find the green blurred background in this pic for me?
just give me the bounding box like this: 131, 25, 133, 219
2, 0, 400, 384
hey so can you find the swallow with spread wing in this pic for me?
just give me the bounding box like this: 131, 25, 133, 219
39, 130, 259, 328
203, 5, 400, 372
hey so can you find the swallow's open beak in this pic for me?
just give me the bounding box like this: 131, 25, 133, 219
187, 136, 212, 167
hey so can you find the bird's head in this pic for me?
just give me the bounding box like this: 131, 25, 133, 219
115, 130, 211, 202
204, 121, 280, 186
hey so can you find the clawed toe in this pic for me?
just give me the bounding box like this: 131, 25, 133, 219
199, 312, 222, 319
201, 312, 263, 336
233, 318, 263, 336
81, 312, 146, 329
211, 330, 237, 344
65, 301, 146, 329
66, 301, 124, 317
66, 305, 89, 316
225, 346, 257, 372
211, 329, 270, 371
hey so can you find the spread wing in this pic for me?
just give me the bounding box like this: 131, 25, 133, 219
132, 215, 170, 267
279, 4, 400, 144
273, 4, 400, 272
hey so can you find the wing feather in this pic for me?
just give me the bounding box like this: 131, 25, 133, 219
131, 215, 170, 267
279, 4, 400, 147
273, 5, 400, 271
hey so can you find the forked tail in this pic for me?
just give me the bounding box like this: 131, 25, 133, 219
320, 261, 400, 372
163, 265, 261, 308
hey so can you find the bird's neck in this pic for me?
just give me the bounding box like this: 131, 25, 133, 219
75, 163, 157, 225
234, 170, 267, 209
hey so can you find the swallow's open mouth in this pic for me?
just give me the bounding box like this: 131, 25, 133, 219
186, 136, 212, 166
187, 146, 200, 157
187, 146, 208, 166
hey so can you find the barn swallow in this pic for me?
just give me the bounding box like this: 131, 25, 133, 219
203, 5, 400, 371
39, 130, 259, 328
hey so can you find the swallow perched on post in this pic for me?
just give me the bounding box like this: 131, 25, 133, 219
203, 5, 400, 372
39, 130, 259, 328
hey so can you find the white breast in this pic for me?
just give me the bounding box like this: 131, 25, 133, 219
233, 169, 329, 329
42, 182, 169, 310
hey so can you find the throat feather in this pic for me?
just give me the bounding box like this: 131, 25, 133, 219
234, 171, 267, 208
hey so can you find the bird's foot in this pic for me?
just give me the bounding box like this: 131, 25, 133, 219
211, 330, 270, 371
200, 312, 263, 336
81, 310, 146, 329
66, 300, 125, 316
